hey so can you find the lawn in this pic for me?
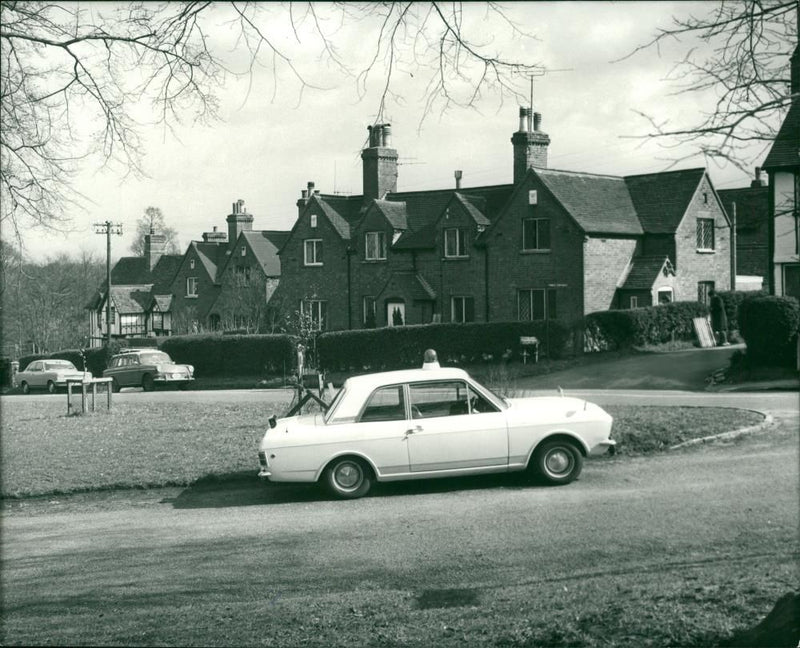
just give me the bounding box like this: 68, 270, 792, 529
0, 396, 764, 498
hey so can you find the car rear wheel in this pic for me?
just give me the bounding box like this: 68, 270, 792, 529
47, 380, 56, 394
111, 378, 120, 393
323, 457, 372, 499
141, 374, 155, 392
20, 381, 30, 395
532, 439, 583, 485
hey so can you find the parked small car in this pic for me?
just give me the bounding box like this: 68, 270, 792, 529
103, 349, 194, 392
258, 350, 616, 498
16, 359, 92, 394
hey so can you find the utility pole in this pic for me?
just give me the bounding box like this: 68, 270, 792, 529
93, 221, 123, 347
730, 203, 737, 291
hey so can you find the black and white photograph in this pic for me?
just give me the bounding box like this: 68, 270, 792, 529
1, 1, 798, 646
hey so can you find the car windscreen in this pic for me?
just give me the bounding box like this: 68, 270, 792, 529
139, 352, 172, 364
44, 361, 76, 371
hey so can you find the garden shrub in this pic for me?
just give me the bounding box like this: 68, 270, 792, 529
159, 333, 295, 377
0, 357, 11, 386
739, 295, 800, 367
584, 301, 710, 351
316, 321, 569, 372
717, 289, 767, 333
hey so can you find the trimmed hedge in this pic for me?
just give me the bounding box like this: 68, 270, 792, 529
717, 289, 767, 333
159, 333, 295, 377
739, 295, 800, 367
316, 321, 569, 372
584, 301, 710, 351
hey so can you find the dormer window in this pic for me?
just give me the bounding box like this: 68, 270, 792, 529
365, 231, 387, 260
444, 227, 468, 258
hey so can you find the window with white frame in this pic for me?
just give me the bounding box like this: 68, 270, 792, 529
304, 239, 323, 266
451, 296, 475, 323
301, 299, 327, 330
629, 296, 639, 309
241, 245, 246, 257
522, 217, 551, 251
186, 277, 198, 297
444, 228, 468, 258
365, 231, 387, 260
189, 258, 195, 269
696, 218, 715, 251
657, 288, 673, 304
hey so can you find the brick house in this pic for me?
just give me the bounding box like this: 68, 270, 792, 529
274, 110, 732, 332
87, 200, 290, 345
763, 44, 799, 299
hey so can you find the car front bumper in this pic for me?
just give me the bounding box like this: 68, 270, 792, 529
590, 440, 617, 456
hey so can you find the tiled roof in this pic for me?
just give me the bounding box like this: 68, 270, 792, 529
110, 254, 182, 292
455, 193, 491, 226
624, 168, 706, 234
377, 271, 437, 301
536, 168, 643, 235
762, 101, 800, 170
316, 197, 354, 240
373, 200, 409, 230
620, 256, 674, 290
718, 185, 769, 232
243, 230, 289, 276
110, 285, 152, 314
192, 241, 227, 282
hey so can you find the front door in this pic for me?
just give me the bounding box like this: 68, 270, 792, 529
405, 380, 508, 472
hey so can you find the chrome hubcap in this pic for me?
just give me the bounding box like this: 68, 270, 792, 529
545, 449, 572, 475
335, 463, 361, 489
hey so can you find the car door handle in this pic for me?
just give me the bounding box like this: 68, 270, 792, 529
405, 425, 423, 435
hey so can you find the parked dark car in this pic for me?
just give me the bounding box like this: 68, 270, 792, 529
103, 349, 194, 392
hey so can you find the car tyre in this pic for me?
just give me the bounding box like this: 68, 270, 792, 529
47, 380, 56, 394
20, 381, 30, 395
323, 457, 372, 499
532, 439, 583, 485
142, 374, 155, 392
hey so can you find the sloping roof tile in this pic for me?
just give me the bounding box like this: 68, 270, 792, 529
536, 168, 643, 235
192, 241, 227, 282
620, 256, 674, 290
243, 230, 289, 275
763, 101, 800, 170
377, 271, 437, 301
316, 198, 353, 239
373, 200, 409, 230
110, 285, 152, 314
624, 168, 706, 234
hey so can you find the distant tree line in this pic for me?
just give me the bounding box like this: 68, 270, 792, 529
1, 242, 104, 357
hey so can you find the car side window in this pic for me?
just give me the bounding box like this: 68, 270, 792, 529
409, 381, 470, 418
28, 362, 40, 372
359, 385, 406, 423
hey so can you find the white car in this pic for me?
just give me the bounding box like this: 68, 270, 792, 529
16, 359, 92, 394
258, 351, 616, 498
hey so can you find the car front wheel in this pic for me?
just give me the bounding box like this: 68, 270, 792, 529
323, 457, 372, 499
20, 381, 30, 395
532, 440, 583, 485
142, 374, 154, 392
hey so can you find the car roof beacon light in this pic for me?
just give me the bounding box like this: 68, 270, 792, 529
422, 349, 440, 370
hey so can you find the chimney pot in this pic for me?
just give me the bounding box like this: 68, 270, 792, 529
533, 112, 542, 132
518, 107, 527, 132
301, 189, 308, 199
382, 124, 392, 147
454, 170, 463, 189
213, 226, 218, 232
314, 190, 321, 196
307, 181, 315, 193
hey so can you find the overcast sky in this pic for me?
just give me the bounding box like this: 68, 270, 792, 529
17, 1, 778, 262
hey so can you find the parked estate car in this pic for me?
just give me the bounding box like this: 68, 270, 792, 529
103, 349, 194, 392
258, 350, 616, 498
16, 359, 92, 394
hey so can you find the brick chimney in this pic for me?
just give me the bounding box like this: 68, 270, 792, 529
750, 167, 766, 188
296, 181, 315, 218
226, 199, 253, 251
361, 123, 398, 202
512, 107, 550, 184
202, 226, 227, 244
143, 229, 166, 270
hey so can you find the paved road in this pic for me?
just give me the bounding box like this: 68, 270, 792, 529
1, 388, 797, 645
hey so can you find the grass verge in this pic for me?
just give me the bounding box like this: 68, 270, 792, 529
0, 397, 764, 498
